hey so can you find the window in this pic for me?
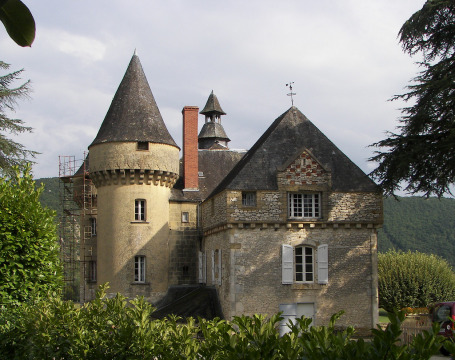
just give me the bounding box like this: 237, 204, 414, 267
295, 246, 314, 282
182, 212, 189, 223
282, 244, 328, 285
211, 249, 222, 285
242, 191, 256, 206
288, 193, 320, 218
90, 218, 96, 236
198, 251, 207, 284
137, 141, 149, 150
134, 256, 146, 282
135, 199, 146, 221
88, 260, 96, 282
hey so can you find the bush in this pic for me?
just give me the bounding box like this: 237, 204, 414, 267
0, 284, 446, 359
0, 166, 62, 305
378, 250, 455, 312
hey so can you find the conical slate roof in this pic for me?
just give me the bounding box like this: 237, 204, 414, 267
89, 54, 178, 148
200, 90, 226, 115
210, 107, 378, 197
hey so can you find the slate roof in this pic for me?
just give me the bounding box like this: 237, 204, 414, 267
151, 285, 223, 320
210, 107, 378, 197
89, 54, 178, 149
198, 122, 230, 142
171, 149, 246, 202
200, 91, 226, 115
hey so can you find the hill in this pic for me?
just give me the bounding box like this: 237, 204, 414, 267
35, 177, 455, 268
35, 177, 61, 217
379, 196, 455, 268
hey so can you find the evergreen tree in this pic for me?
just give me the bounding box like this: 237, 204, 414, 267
0, 61, 36, 176
370, 0, 455, 197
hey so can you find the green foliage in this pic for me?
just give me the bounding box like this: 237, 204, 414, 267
378, 196, 455, 268
0, 0, 35, 47
0, 61, 36, 176
0, 284, 446, 359
370, 0, 455, 197
0, 166, 62, 305
378, 250, 455, 312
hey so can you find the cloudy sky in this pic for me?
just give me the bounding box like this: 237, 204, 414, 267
0, 0, 426, 181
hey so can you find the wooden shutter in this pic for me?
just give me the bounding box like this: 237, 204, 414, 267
282, 244, 294, 284
317, 244, 328, 284
211, 250, 215, 284
218, 249, 222, 285
203, 251, 207, 283
279, 303, 297, 336
198, 251, 204, 283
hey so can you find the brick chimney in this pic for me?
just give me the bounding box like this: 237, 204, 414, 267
182, 106, 199, 190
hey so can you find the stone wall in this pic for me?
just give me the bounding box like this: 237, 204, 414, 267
203, 225, 378, 332
202, 190, 382, 228
168, 201, 200, 285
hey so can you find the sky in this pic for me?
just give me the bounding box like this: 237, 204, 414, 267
0, 0, 426, 182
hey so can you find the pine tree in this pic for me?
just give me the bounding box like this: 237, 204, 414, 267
0, 61, 36, 176
370, 0, 455, 197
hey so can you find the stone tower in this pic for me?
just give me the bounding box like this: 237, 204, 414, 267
88, 54, 180, 301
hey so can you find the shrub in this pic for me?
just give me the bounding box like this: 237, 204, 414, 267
0, 166, 62, 305
378, 250, 455, 312
0, 284, 446, 359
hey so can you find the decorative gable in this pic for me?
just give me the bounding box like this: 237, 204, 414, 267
277, 149, 331, 187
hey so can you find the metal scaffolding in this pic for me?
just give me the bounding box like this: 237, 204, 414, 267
59, 153, 95, 301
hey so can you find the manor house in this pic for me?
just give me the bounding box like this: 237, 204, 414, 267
76, 53, 383, 334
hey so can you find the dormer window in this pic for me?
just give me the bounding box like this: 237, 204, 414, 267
288, 193, 320, 219
137, 141, 149, 151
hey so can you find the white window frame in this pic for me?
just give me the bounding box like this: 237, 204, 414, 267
288, 193, 320, 219
182, 212, 189, 223
135, 199, 146, 221
242, 191, 256, 206
90, 218, 96, 236
134, 255, 146, 283
295, 246, 314, 283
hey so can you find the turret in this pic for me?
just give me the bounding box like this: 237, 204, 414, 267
88, 53, 180, 301
198, 91, 230, 149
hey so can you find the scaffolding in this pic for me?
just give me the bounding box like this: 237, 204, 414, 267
59, 153, 96, 302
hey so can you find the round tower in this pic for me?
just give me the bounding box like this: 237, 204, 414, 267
88, 54, 180, 301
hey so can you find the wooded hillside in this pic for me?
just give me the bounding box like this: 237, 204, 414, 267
379, 196, 455, 268
35, 177, 455, 268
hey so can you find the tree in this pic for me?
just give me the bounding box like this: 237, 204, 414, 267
0, 61, 36, 177
0, 166, 62, 305
378, 250, 455, 312
370, 0, 455, 197
0, 0, 35, 47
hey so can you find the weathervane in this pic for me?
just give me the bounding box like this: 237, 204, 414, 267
286, 82, 296, 106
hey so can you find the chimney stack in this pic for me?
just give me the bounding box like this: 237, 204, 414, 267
182, 106, 199, 190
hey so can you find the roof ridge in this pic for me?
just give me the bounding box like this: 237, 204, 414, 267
208, 107, 295, 198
